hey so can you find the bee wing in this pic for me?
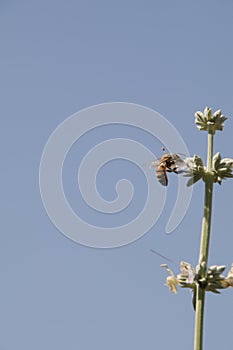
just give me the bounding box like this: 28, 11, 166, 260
140, 159, 160, 171
172, 154, 189, 173
176, 163, 190, 174
149, 159, 160, 169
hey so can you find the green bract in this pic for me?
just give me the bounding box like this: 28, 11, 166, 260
212, 152, 233, 184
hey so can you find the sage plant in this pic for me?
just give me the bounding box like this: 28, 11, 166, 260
161, 107, 233, 350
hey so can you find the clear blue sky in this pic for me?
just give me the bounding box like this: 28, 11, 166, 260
1, 1, 233, 349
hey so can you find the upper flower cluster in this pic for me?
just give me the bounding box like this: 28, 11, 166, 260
195, 107, 228, 134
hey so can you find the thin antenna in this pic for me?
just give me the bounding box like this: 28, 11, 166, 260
150, 249, 179, 265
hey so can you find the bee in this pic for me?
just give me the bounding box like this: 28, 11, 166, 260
151, 153, 187, 186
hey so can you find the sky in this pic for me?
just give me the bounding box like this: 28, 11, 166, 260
1, 1, 233, 349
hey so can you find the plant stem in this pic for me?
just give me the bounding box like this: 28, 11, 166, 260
194, 132, 214, 350
194, 286, 205, 350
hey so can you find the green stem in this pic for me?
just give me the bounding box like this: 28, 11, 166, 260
194, 287, 205, 350
207, 133, 214, 171
194, 132, 214, 350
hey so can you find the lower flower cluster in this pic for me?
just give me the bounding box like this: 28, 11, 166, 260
183, 153, 233, 186
161, 262, 233, 309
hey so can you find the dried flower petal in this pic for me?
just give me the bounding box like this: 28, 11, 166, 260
166, 276, 178, 294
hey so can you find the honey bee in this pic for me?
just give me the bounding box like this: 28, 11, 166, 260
151, 153, 186, 186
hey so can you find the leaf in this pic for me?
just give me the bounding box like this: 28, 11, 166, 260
186, 174, 202, 187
